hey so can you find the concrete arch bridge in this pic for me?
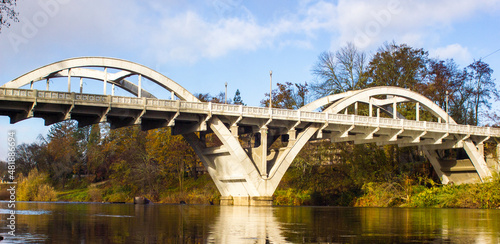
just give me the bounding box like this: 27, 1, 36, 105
1, 57, 499, 205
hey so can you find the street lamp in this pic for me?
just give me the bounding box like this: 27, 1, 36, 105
446, 90, 449, 124
269, 70, 272, 109
225, 82, 228, 104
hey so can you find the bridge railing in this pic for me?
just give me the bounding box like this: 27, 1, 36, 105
0, 88, 36, 97
272, 108, 298, 118
2, 87, 500, 138
242, 106, 270, 116
146, 99, 177, 107
76, 93, 108, 103
112, 96, 144, 105
183, 101, 210, 111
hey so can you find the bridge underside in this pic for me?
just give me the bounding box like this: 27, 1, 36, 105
1, 57, 498, 206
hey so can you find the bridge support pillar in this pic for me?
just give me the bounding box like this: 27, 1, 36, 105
182, 116, 321, 206
288, 128, 296, 142
423, 149, 450, 184
251, 196, 274, 206
259, 127, 268, 177
220, 196, 274, 206
230, 125, 239, 138
477, 142, 484, 156
463, 139, 492, 182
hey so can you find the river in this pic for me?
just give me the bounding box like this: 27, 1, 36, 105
0, 202, 499, 243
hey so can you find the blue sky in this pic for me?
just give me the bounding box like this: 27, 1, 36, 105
1, 0, 500, 160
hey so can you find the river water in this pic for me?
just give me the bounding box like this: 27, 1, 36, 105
0, 202, 499, 243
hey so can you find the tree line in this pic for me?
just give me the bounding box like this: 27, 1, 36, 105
266, 42, 497, 126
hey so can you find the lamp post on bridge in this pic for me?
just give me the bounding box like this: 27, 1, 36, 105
269, 70, 272, 109
446, 90, 449, 124
225, 82, 228, 104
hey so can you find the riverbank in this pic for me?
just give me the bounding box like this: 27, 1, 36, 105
3, 167, 500, 209
275, 167, 500, 209
0, 169, 219, 205
54, 173, 220, 205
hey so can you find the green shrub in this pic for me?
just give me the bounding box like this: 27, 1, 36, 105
408, 176, 500, 209
355, 182, 406, 207
274, 188, 312, 205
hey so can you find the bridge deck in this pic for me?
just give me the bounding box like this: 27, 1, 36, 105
0, 87, 498, 139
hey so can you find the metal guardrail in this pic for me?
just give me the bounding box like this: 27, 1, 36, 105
1, 87, 499, 137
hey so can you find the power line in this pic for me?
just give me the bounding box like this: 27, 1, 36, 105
481, 48, 500, 60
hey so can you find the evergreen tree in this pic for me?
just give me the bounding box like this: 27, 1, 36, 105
233, 89, 245, 105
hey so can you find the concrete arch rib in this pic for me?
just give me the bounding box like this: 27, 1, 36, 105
300, 86, 492, 183
298, 90, 360, 111
55, 68, 155, 98
2, 57, 198, 102
304, 86, 455, 124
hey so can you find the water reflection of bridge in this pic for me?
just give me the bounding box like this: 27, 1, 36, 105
207, 205, 500, 243
2, 57, 499, 205
208, 206, 288, 243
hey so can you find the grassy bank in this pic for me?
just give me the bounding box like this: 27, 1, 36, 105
7, 169, 219, 204
57, 174, 219, 204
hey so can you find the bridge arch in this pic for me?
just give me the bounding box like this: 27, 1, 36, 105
298, 87, 492, 185
1, 57, 198, 102
1, 57, 264, 202
302, 86, 454, 123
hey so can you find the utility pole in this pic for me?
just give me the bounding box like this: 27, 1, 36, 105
269, 70, 273, 109
446, 90, 449, 124
225, 82, 228, 104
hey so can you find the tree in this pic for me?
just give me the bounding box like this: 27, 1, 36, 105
233, 89, 245, 105
466, 60, 497, 125
260, 82, 309, 109
311, 42, 368, 96
294, 82, 309, 108
194, 92, 231, 104
146, 128, 198, 196
420, 59, 460, 108
14, 143, 44, 175
211, 92, 228, 104
418, 59, 475, 124
367, 42, 428, 89
84, 124, 109, 181
44, 121, 84, 185
195, 93, 211, 102
0, 0, 18, 32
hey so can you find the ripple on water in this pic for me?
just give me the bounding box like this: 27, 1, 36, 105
93, 214, 134, 218
0, 209, 50, 215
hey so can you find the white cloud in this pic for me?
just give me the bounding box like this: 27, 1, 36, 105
325, 0, 500, 50
0, 0, 148, 67
430, 44, 473, 65
1, 0, 499, 67
147, 12, 277, 64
